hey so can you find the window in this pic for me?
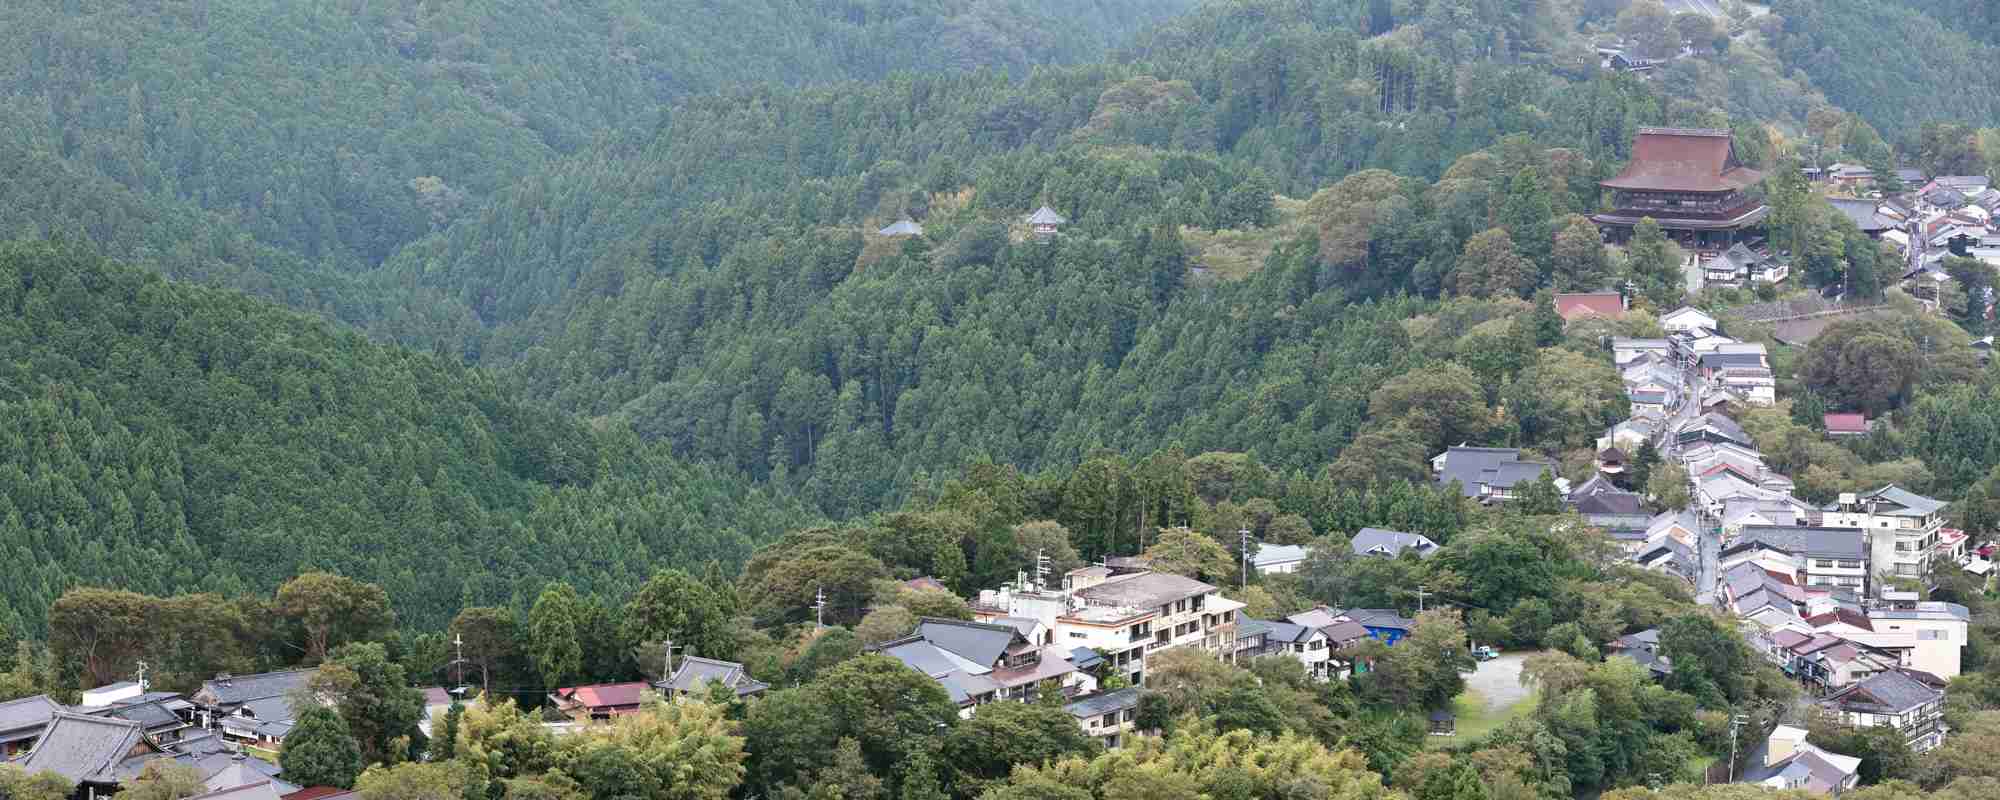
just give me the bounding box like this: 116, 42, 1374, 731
1191, 595, 1204, 612
1918, 629, 1949, 641
1293, 643, 1305, 653
1070, 632, 1087, 639
1223, 611, 1235, 623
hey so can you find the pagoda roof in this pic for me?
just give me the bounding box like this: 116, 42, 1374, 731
1602, 128, 1763, 193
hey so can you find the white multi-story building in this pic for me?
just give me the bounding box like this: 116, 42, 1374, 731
1821, 486, 1959, 586
977, 567, 1242, 687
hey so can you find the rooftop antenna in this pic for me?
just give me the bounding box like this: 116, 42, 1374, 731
1034, 548, 1051, 591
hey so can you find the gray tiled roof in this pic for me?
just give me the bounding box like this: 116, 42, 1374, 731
1863, 485, 1946, 517
874, 638, 983, 679
1249, 544, 1310, 568
914, 618, 1024, 667
1727, 526, 1865, 560
0, 694, 63, 739
16, 712, 155, 784
932, 670, 999, 705
1340, 609, 1416, 631
198, 754, 298, 795
1234, 618, 1275, 639
196, 669, 316, 708
1063, 687, 1142, 719
1350, 528, 1439, 559
1435, 447, 1554, 497
657, 656, 769, 697
1821, 670, 1940, 715
104, 701, 186, 732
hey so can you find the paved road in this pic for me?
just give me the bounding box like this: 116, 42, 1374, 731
1683, 252, 1703, 295
1662, 342, 1721, 605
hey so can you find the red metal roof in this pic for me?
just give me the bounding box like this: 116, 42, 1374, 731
1554, 292, 1626, 320
1602, 128, 1763, 193
554, 682, 650, 710
1823, 413, 1868, 434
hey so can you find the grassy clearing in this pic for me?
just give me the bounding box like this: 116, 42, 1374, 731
1182, 195, 1310, 280
1427, 686, 1539, 748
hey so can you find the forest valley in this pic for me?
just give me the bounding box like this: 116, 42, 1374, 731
10, 0, 2000, 799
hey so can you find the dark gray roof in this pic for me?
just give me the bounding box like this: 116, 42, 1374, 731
1700, 352, 1767, 370
196, 670, 315, 708
1821, 670, 1941, 715
932, 670, 999, 705
1435, 447, 1557, 497
1341, 609, 1416, 631
914, 618, 1024, 667
16, 712, 156, 784
1234, 619, 1275, 639
1575, 490, 1645, 516
104, 701, 186, 733
986, 617, 1042, 639
1828, 198, 1894, 232
1321, 621, 1372, 643
1726, 526, 1865, 560
874, 639, 962, 678
1350, 528, 1439, 559
1862, 485, 1946, 517
1063, 687, 1142, 719
1067, 647, 1104, 670
657, 656, 769, 697
0, 694, 63, 738
236, 695, 295, 724
197, 754, 298, 795
1073, 572, 1215, 609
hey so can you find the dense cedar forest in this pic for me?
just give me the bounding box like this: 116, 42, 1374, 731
11, 1, 2000, 798
0, 241, 802, 636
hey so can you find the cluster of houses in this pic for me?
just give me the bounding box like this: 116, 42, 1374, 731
1814, 170, 2000, 306
0, 673, 341, 800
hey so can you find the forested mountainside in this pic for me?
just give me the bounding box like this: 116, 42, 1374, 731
1772, 0, 2000, 132
0, 0, 1192, 308
0, 241, 802, 637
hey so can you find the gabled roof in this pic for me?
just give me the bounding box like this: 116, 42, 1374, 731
1860, 485, 1946, 517
873, 637, 988, 679
1828, 198, 1896, 232
877, 219, 924, 237
913, 618, 1026, 667
1250, 543, 1310, 568
1063, 688, 1142, 719
1725, 526, 1865, 560
1554, 292, 1626, 320
196, 670, 316, 708
1602, 128, 1762, 193
200, 754, 299, 795
1820, 670, 1941, 715
658, 656, 769, 698
1025, 206, 1067, 225
552, 682, 650, 710
1339, 609, 1416, 632
0, 694, 64, 739
1321, 621, 1372, 643
1350, 528, 1439, 559
16, 712, 159, 784
1434, 446, 1556, 498
1662, 306, 1718, 327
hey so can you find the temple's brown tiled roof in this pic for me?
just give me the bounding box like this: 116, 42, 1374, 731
1602, 128, 1763, 193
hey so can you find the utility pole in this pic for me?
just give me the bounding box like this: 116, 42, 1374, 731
1415, 585, 1429, 613
1239, 529, 1252, 590
136, 661, 148, 693
1728, 713, 1749, 782
662, 639, 681, 683
451, 634, 465, 691
812, 586, 827, 630
1034, 548, 1051, 591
